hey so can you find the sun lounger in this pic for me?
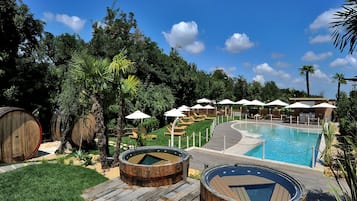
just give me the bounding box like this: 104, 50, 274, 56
164, 127, 186, 136
169, 123, 187, 130
179, 119, 194, 125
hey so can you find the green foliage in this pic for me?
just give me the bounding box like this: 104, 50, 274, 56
321, 122, 335, 166
331, 0, 357, 54
0, 163, 107, 201
331, 90, 357, 201
141, 117, 160, 133
331, 137, 357, 201
73, 149, 93, 166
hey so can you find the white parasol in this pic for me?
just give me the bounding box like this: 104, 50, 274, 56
312, 102, 336, 109
285, 102, 311, 109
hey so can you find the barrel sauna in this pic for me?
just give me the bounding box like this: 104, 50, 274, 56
71, 114, 96, 147
0, 107, 42, 163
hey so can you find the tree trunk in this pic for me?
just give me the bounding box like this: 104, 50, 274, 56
112, 97, 124, 166
306, 72, 310, 96
55, 114, 74, 154
337, 82, 341, 102
91, 94, 109, 169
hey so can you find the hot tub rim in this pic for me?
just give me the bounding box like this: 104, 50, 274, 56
119, 146, 190, 167
200, 163, 305, 201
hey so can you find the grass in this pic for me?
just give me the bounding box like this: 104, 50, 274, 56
0, 163, 107, 201
121, 119, 214, 148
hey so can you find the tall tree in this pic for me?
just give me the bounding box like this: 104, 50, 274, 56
299, 65, 315, 96
331, 0, 357, 54
69, 52, 112, 168
333, 73, 347, 102
109, 52, 140, 166
0, 0, 44, 107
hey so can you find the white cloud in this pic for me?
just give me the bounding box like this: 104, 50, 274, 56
43, 12, 86, 32
253, 63, 291, 80
163, 21, 204, 54
225, 33, 254, 53
312, 68, 329, 80
43, 12, 55, 20
309, 8, 338, 30
301, 51, 332, 61
274, 61, 290, 68
330, 54, 357, 68
253, 75, 265, 84
309, 34, 331, 44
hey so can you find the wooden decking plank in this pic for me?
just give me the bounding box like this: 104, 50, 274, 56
120, 187, 153, 200
135, 180, 186, 200
82, 178, 123, 200
82, 177, 201, 201
166, 181, 200, 200
178, 189, 201, 201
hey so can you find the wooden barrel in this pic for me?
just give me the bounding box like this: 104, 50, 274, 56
0, 107, 42, 163
119, 146, 190, 187
71, 114, 96, 147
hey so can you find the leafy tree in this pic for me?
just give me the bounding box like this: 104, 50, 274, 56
109, 52, 140, 166
332, 73, 347, 102
134, 83, 175, 120
89, 7, 137, 59
299, 65, 315, 96
247, 81, 263, 100
331, 0, 357, 54
0, 0, 44, 106
68, 52, 112, 168
262, 81, 280, 101
233, 76, 249, 100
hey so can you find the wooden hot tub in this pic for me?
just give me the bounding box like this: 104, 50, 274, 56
119, 146, 190, 187
200, 164, 305, 201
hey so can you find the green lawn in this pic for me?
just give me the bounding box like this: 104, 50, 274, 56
0, 163, 107, 201
121, 119, 214, 148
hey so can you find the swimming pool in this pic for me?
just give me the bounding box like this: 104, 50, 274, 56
233, 122, 321, 167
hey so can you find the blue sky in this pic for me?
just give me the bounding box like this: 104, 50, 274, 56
23, 0, 357, 99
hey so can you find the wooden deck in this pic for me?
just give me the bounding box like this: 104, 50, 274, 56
81, 177, 200, 201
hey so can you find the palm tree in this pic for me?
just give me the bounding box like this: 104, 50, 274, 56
299, 65, 315, 96
109, 51, 140, 166
333, 73, 347, 102
331, 0, 357, 54
70, 53, 111, 168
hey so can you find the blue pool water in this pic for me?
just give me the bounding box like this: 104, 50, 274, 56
234, 123, 321, 167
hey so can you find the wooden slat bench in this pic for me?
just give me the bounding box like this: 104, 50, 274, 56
232, 187, 251, 201
221, 175, 275, 186
210, 175, 241, 200
270, 183, 291, 201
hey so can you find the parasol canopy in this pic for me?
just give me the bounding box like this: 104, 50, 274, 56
217, 99, 235, 105
312, 102, 336, 109
236, 99, 251, 105
265, 99, 289, 107
285, 102, 311, 109
197, 98, 213, 104
244, 99, 265, 106
125, 110, 151, 119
